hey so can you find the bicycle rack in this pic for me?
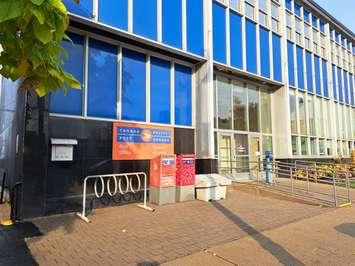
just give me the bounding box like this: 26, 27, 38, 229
77, 172, 154, 223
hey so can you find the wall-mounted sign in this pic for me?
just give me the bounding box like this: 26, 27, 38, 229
112, 122, 174, 160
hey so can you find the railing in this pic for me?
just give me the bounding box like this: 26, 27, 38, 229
10, 182, 22, 222
77, 172, 154, 223
266, 161, 352, 207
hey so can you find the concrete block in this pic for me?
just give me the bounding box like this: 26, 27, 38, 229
149, 186, 176, 205
176, 185, 195, 202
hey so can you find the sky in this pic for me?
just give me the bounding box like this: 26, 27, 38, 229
315, 0, 355, 33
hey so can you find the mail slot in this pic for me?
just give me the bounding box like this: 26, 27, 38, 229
50, 138, 78, 161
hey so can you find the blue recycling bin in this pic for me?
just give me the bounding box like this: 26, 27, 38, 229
265, 151, 273, 184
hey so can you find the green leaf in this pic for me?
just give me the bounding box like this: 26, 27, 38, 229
64, 72, 81, 89
31, 0, 46, 6
35, 84, 47, 97
0, 1, 24, 23
48, 0, 67, 15
32, 20, 53, 44
29, 5, 45, 24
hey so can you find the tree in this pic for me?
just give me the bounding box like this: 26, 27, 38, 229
0, 0, 81, 97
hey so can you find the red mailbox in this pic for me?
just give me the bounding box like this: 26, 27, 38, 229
150, 154, 176, 188
176, 154, 195, 186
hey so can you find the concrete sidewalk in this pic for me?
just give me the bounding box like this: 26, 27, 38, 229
164, 204, 355, 266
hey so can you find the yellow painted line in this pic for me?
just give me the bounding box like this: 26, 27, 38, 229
0, 220, 13, 226
339, 202, 352, 208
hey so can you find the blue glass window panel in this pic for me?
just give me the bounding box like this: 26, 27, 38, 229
122, 49, 146, 121
99, 0, 128, 30
230, 11, 243, 69
320, 20, 325, 33
294, 2, 301, 17
50, 33, 84, 115
314, 56, 321, 95
337, 67, 343, 102
312, 15, 318, 28
296, 46, 305, 90
63, 0, 93, 18
350, 74, 354, 106
322, 59, 328, 97
306, 51, 313, 93
287, 41, 295, 87
186, 0, 204, 56
304, 9, 310, 23
87, 39, 118, 119
285, 0, 292, 11
162, 0, 182, 49
246, 19, 257, 74
335, 32, 340, 44
260, 27, 270, 78
344, 71, 349, 104
133, 0, 157, 40
332, 64, 337, 100
272, 33, 282, 82
213, 2, 226, 63
175, 64, 192, 126
150, 57, 171, 124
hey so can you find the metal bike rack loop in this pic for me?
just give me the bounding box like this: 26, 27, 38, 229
76, 172, 154, 223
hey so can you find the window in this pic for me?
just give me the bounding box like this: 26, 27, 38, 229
50, 33, 84, 115
248, 85, 260, 132
312, 14, 318, 29
175, 64, 192, 126
87, 39, 118, 119
150, 57, 171, 124
308, 96, 316, 135
122, 49, 146, 121
261, 90, 272, 133
298, 92, 307, 134
286, 12, 292, 40
260, 27, 270, 78
315, 97, 324, 137
213, 2, 226, 63
245, 0, 255, 20
294, 2, 301, 17
289, 90, 297, 134
186, 0, 204, 56
313, 29, 319, 54
292, 136, 298, 155
310, 137, 317, 155
258, 0, 268, 26
262, 135, 273, 153
301, 137, 308, 155
295, 18, 302, 45
319, 139, 326, 155
285, 0, 292, 11
303, 9, 310, 24
246, 20, 257, 74
133, 0, 157, 40
304, 23, 311, 49
271, 3, 279, 32
217, 77, 232, 129
229, 0, 240, 11
98, 0, 128, 30
326, 140, 332, 156
162, 0, 182, 48
233, 82, 248, 131
272, 33, 282, 82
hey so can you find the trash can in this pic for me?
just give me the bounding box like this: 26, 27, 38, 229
176, 154, 195, 202
149, 154, 176, 205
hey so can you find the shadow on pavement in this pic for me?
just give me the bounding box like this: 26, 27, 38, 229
211, 201, 305, 266
0, 222, 41, 265
335, 223, 355, 238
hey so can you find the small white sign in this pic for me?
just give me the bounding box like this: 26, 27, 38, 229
51, 145, 74, 161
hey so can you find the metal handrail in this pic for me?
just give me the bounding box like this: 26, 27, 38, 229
76, 172, 154, 223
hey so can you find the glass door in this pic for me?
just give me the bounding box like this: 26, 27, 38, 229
218, 134, 233, 174
249, 135, 261, 176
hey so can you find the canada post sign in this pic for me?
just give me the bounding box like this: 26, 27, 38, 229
112, 122, 174, 160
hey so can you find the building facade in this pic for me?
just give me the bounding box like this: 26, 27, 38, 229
0, 0, 354, 218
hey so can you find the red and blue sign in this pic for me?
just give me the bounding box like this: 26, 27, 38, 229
113, 122, 174, 160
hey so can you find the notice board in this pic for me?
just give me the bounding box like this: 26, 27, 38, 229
112, 122, 174, 160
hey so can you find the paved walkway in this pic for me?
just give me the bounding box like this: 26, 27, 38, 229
1, 185, 330, 265
1, 183, 353, 265
164, 204, 355, 266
